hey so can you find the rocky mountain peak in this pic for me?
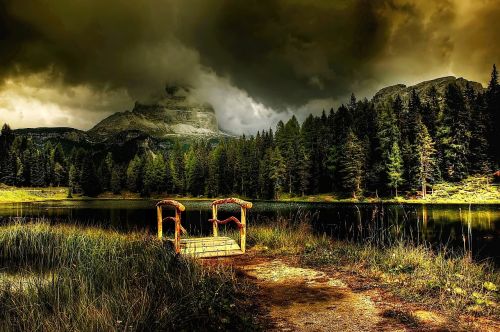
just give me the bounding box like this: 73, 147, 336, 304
88, 86, 220, 141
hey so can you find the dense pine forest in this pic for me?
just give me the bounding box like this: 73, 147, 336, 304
1, 66, 499, 199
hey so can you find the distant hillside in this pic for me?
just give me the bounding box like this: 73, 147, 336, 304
14, 127, 92, 149
14, 127, 89, 141
372, 76, 485, 108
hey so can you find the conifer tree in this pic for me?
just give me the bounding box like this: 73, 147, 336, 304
169, 141, 185, 194
80, 155, 100, 196
142, 157, 155, 195
53, 162, 66, 186
126, 155, 143, 192
423, 86, 439, 136
15, 155, 24, 185
392, 95, 404, 133
186, 143, 207, 196
376, 104, 401, 186
297, 144, 311, 196
415, 120, 436, 197
258, 148, 274, 199
487, 64, 500, 166
469, 93, 491, 174
301, 114, 321, 193
207, 146, 221, 197
1, 150, 17, 185
405, 89, 421, 142
30, 150, 46, 187
440, 83, 470, 180
269, 147, 286, 199
338, 130, 365, 198
386, 142, 404, 197
68, 164, 79, 194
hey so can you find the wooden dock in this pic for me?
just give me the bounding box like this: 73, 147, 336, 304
169, 236, 244, 258
157, 198, 252, 258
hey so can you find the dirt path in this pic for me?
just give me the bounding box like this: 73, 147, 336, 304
227, 252, 499, 332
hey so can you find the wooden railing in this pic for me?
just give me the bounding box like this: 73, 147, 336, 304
156, 200, 186, 253
208, 198, 252, 253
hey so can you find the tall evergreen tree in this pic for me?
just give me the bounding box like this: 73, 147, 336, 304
415, 119, 436, 197
469, 93, 491, 174
386, 142, 404, 197
486, 64, 500, 166
269, 147, 286, 199
338, 130, 365, 198
422, 86, 439, 136
68, 164, 79, 194
258, 148, 275, 199
169, 141, 185, 194
440, 83, 470, 181
185, 143, 207, 196
301, 114, 321, 193
126, 155, 143, 192
297, 144, 311, 196
376, 103, 401, 192
80, 155, 100, 196
392, 95, 404, 133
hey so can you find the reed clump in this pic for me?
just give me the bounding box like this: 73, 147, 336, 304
247, 217, 330, 254
0, 220, 252, 331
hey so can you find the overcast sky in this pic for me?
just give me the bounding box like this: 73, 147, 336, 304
1, 0, 499, 134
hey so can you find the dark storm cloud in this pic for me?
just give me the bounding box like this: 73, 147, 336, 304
0, 0, 198, 99
0, 0, 499, 132
189, 0, 390, 107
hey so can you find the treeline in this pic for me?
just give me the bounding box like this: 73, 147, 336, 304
0, 66, 499, 199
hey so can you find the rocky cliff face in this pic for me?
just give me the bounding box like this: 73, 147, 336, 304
372, 76, 485, 107
88, 89, 220, 142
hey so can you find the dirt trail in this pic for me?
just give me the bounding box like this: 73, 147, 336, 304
228, 252, 499, 332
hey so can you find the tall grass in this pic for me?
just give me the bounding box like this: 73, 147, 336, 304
0, 220, 252, 331
248, 215, 500, 319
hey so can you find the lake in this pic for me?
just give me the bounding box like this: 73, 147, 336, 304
1, 200, 499, 264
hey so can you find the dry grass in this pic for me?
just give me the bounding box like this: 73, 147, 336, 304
0, 220, 254, 331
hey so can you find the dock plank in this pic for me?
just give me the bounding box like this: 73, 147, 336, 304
167, 236, 243, 257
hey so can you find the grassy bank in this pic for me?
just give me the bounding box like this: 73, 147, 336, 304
279, 176, 500, 204
0, 221, 253, 331
0, 185, 68, 203
247, 220, 500, 319
2, 176, 499, 204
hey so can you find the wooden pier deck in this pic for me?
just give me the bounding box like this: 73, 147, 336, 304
169, 236, 244, 258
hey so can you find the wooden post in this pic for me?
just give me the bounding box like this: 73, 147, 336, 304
212, 204, 218, 237
174, 209, 181, 253
240, 206, 246, 253
157, 205, 163, 239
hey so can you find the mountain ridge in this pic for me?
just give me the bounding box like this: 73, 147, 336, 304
372, 76, 484, 107
13, 76, 485, 145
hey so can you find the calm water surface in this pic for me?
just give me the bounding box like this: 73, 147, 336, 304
0, 200, 499, 264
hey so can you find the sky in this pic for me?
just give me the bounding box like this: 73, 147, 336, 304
0, 0, 499, 134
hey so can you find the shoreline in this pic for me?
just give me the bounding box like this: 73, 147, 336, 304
1, 190, 500, 205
